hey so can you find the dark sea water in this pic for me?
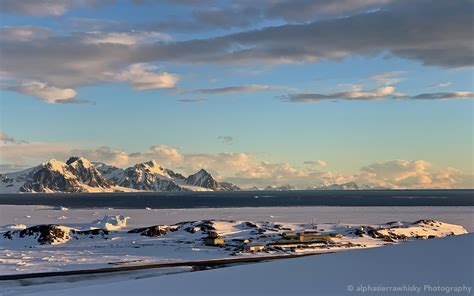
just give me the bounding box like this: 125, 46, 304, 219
0, 190, 472, 209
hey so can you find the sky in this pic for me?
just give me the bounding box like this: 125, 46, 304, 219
0, 0, 473, 189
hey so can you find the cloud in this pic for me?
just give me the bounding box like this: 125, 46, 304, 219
304, 160, 327, 167
71, 146, 130, 167
217, 136, 233, 145
411, 92, 473, 100
3, 63, 178, 102
0, 140, 71, 166
7, 81, 91, 104
0, 26, 50, 41
82, 31, 171, 45
145, 145, 184, 164
370, 71, 404, 85
107, 63, 179, 90
283, 86, 400, 102
0, 0, 112, 16
355, 160, 473, 189
178, 98, 207, 103
430, 82, 451, 88
192, 84, 269, 95
283, 86, 474, 103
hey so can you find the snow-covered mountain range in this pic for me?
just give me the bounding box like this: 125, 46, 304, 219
0, 157, 240, 193
0, 157, 381, 193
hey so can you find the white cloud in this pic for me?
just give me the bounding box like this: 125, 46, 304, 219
430, 82, 451, 88
8, 81, 87, 104
83, 31, 171, 45
304, 160, 327, 167
370, 71, 404, 85
71, 146, 130, 167
107, 63, 179, 90
0, 141, 71, 167
4, 63, 179, 102
145, 145, 185, 164
355, 160, 473, 189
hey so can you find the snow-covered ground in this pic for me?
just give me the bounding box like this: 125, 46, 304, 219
1, 205, 473, 231
4, 233, 473, 296
0, 205, 472, 276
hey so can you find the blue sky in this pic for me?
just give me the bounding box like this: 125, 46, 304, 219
0, 0, 473, 188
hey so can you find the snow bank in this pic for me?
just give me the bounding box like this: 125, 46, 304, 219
83, 214, 129, 231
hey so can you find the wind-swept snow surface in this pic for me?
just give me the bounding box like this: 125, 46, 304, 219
10, 233, 474, 296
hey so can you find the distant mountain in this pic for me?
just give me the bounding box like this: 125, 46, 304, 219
264, 184, 296, 191
95, 160, 239, 192
0, 157, 240, 193
308, 182, 372, 190
0, 157, 119, 193
111, 160, 185, 191
185, 169, 237, 191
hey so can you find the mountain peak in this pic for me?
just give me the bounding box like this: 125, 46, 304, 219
136, 160, 167, 176
42, 159, 68, 172
66, 156, 92, 168
197, 168, 210, 175
144, 159, 160, 168
186, 169, 219, 189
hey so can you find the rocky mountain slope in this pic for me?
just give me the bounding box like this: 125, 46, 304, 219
0, 157, 120, 193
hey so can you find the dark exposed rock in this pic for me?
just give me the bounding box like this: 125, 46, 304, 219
4, 225, 69, 245
243, 222, 258, 228
3, 224, 112, 244
73, 229, 110, 238
184, 227, 199, 234
195, 221, 216, 232
414, 219, 438, 226
128, 225, 168, 237
368, 229, 408, 242
20, 166, 83, 193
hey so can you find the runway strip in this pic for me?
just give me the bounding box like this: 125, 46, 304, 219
0, 253, 319, 281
